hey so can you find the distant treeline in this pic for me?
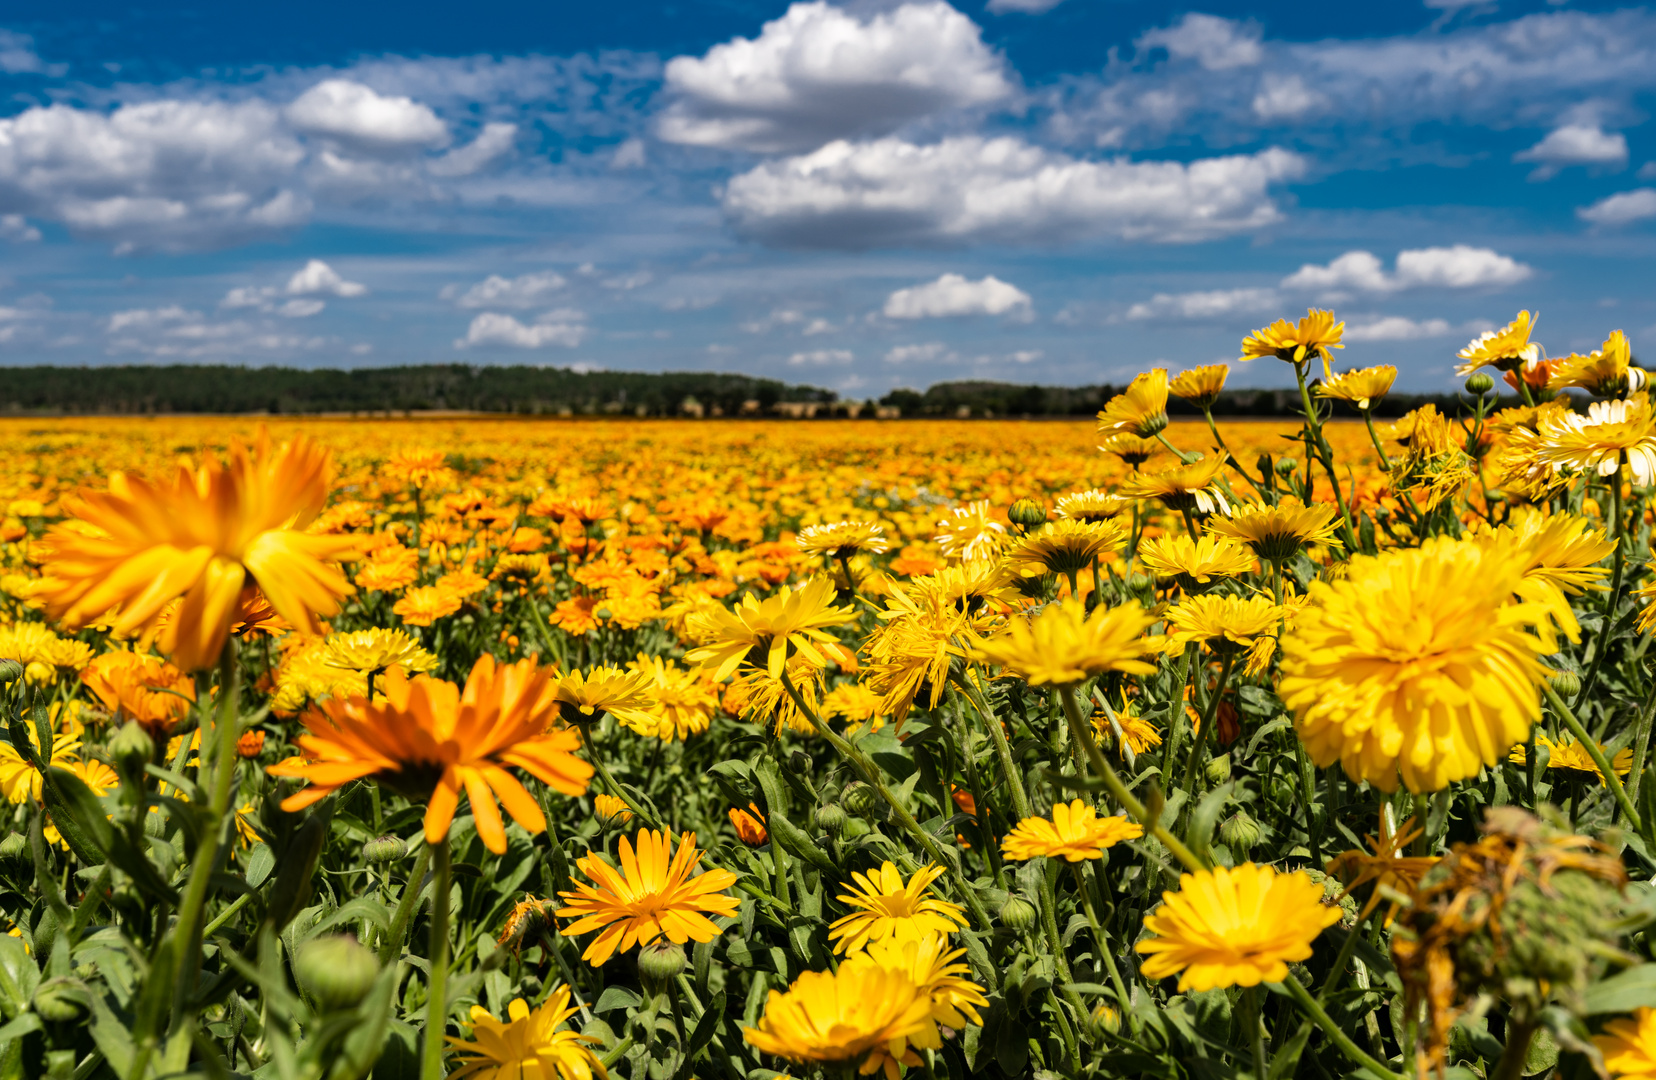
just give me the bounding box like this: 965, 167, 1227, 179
0, 364, 1503, 419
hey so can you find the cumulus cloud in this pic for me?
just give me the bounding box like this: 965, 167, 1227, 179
1123, 287, 1280, 321
986, 0, 1066, 12
105, 304, 334, 357
1251, 74, 1323, 121
788, 347, 854, 365
724, 136, 1303, 248
883, 274, 1032, 319
287, 259, 367, 297
1578, 188, 1656, 226
1282, 246, 1531, 295
1136, 14, 1263, 71
1343, 316, 1456, 342
443, 270, 567, 308
286, 79, 450, 156
455, 309, 587, 349
658, 1, 1012, 153
885, 342, 950, 363
221, 259, 365, 316
0, 214, 39, 242
1515, 124, 1628, 179
426, 122, 518, 177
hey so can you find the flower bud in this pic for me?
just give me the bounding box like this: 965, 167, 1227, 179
843, 782, 876, 818
816, 803, 848, 837
144, 809, 168, 838
729, 805, 768, 846
999, 895, 1038, 933
0, 659, 22, 684
31, 977, 84, 1023
1549, 669, 1582, 699
1465, 372, 1495, 396
1008, 499, 1048, 531
0, 833, 25, 862
637, 941, 686, 991
1091, 1002, 1122, 1038
1220, 810, 1261, 856
109, 721, 154, 775
294, 935, 380, 1011
1205, 753, 1231, 784
362, 836, 407, 864
594, 793, 634, 829
236, 730, 266, 758
789, 750, 813, 776
1255, 453, 1273, 481
1275, 457, 1299, 477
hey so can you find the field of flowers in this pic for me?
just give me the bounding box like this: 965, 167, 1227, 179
5, 309, 1656, 1080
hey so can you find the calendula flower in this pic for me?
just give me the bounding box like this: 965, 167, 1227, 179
796, 520, 890, 559
393, 584, 463, 626
970, 597, 1157, 687
1388, 404, 1476, 510
685, 576, 855, 681
862, 582, 978, 727
1455, 310, 1539, 376
1138, 534, 1256, 590
0, 622, 92, 685
1136, 863, 1341, 991
1164, 594, 1280, 661
1326, 810, 1438, 923
823, 681, 885, 730
1511, 734, 1633, 786
385, 450, 455, 491
1637, 559, 1656, 636
729, 803, 768, 845
550, 666, 658, 731
1548, 330, 1646, 398
1054, 489, 1133, 523
1594, 1006, 1656, 1079
863, 931, 989, 1032
624, 654, 715, 740
829, 862, 968, 955
80, 651, 196, 736
38, 431, 357, 671
0, 727, 80, 803
1000, 799, 1144, 862
1121, 454, 1231, 515
1005, 518, 1127, 578
1533, 395, 1656, 487
320, 628, 438, 680
1472, 506, 1614, 597
1099, 433, 1163, 466
1093, 699, 1163, 758
933, 500, 1007, 561
268, 655, 593, 854
1316, 366, 1397, 411
1279, 536, 1551, 793
555, 828, 739, 966
1170, 364, 1229, 410
1240, 310, 1345, 377
446, 988, 608, 1080
1097, 369, 1170, 439
1208, 497, 1343, 561
593, 793, 633, 828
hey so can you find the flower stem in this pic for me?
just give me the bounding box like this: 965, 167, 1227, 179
379, 840, 433, 966
1293, 361, 1358, 552
1179, 653, 1235, 798
1576, 455, 1627, 711
1281, 972, 1402, 1080
1627, 686, 1656, 806
1072, 862, 1138, 1038
1543, 679, 1643, 835
420, 835, 452, 1080
953, 671, 1032, 821
1243, 986, 1270, 1080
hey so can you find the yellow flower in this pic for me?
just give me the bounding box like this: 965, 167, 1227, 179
684, 576, 855, 681
320, 627, 437, 679
1120, 454, 1231, 515
555, 828, 739, 966
1594, 1005, 1656, 1079
1000, 799, 1144, 862
796, 520, 890, 559
1512, 734, 1633, 786
1279, 536, 1552, 793
822, 681, 885, 730
1326, 810, 1438, 923
1054, 489, 1134, 522
267, 655, 593, 854
38, 431, 357, 670
1005, 518, 1127, 577
0, 622, 93, 685
1388, 404, 1476, 510
446, 988, 608, 1080
1137, 534, 1256, 590
1169, 364, 1229, 410
862, 930, 989, 1032
970, 597, 1157, 687
0, 726, 79, 804
593, 793, 633, 828
1240, 309, 1345, 377
1093, 699, 1163, 758
1136, 863, 1341, 992
1472, 506, 1614, 596
551, 666, 659, 731
1638, 559, 1656, 636
861, 582, 976, 728
1096, 369, 1170, 439
1316, 365, 1397, 410
1097, 433, 1164, 466
828, 862, 967, 955
1208, 497, 1342, 561
624, 654, 716, 740
1455, 310, 1539, 376
1548, 330, 1646, 397
932, 500, 1007, 561
1164, 594, 1280, 661
1533, 395, 1656, 487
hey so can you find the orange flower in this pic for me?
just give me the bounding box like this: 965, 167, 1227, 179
268, 655, 593, 854
394, 585, 463, 627
730, 803, 769, 845
556, 828, 739, 965
80, 651, 196, 736
236, 730, 266, 758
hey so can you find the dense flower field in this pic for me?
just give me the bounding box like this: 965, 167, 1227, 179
5, 310, 1656, 1080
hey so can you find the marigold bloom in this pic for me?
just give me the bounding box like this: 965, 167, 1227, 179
393, 584, 463, 626
1098, 433, 1163, 466
1120, 453, 1231, 515
1240, 309, 1345, 376
685, 576, 855, 681
549, 666, 658, 730
1548, 330, 1646, 397
0, 622, 92, 686
796, 520, 890, 559
729, 803, 768, 845
1279, 536, 1552, 793
1510, 734, 1633, 785
556, 828, 738, 966
932, 500, 1007, 561
1208, 498, 1342, 561
80, 651, 196, 735
320, 627, 438, 679
1164, 594, 1281, 662
236, 730, 266, 758
268, 655, 593, 854
863, 931, 989, 1032
1097, 369, 1170, 439
1472, 506, 1614, 596
1005, 518, 1127, 577
0, 727, 79, 804
1594, 1006, 1656, 1079
1054, 489, 1133, 522
823, 681, 885, 730
1001, 799, 1144, 862
862, 581, 978, 727
1094, 700, 1163, 758
1138, 534, 1256, 589
972, 597, 1156, 687
1169, 364, 1229, 410
1455, 310, 1538, 376
624, 654, 715, 740
1388, 404, 1477, 510
446, 988, 608, 1080
1316, 365, 1397, 410
1136, 863, 1341, 991
829, 862, 968, 955
1533, 395, 1656, 487
42, 434, 356, 670
593, 793, 633, 828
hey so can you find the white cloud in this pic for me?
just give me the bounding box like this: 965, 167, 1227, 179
286, 259, 367, 297
286, 79, 449, 156
0, 30, 61, 76
658, 1, 1012, 153
1008, 349, 1044, 363
279, 298, 326, 318
455, 310, 588, 349
1124, 287, 1280, 321
724, 137, 1303, 247
609, 138, 647, 170
1343, 317, 1455, 342
883, 274, 1032, 319
443, 271, 567, 309
740, 308, 808, 333
108, 306, 201, 334
220, 259, 365, 315
885, 342, 950, 363
1137, 14, 1263, 71
801, 318, 836, 336
0, 215, 39, 242
1282, 246, 1531, 294
1251, 74, 1323, 121
788, 348, 854, 365
426, 122, 517, 178
602, 271, 653, 290
1578, 188, 1656, 226
1515, 124, 1628, 179
986, 0, 1065, 12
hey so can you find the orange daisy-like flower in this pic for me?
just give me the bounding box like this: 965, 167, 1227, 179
730, 803, 769, 845
37, 431, 357, 671
267, 654, 592, 854
1000, 799, 1144, 862
394, 584, 464, 626
556, 828, 739, 966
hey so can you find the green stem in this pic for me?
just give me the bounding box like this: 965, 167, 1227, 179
1281, 973, 1402, 1080
1627, 685, 1656, 806
1073, 863, 1138, 1038
1154, 430, 1198, 465
585, 723, 665, 832
420, 837, 452, 1080
1036, 860, 1076, 985
954, 672, 1032, 820
1576, 457, 1627, 711
1244, 986, 1269, 1080
200, 893, 251, 940
379, 841, 433, 966
1543, 680, 1643, 834
1491, 1018, 1538, 1080
1293, 361, 1358, 552
1179, 653, 1235, 798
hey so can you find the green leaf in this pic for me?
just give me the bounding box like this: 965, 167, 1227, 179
679, 989, 725, 1076
594, 986, 641, 1014
0, 936, 38, 1022
245, 844, 275, 888
85, 992, 136, 1076
1586, 964, 1656, 1015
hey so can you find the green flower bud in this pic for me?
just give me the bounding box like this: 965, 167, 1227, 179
1255, 453, 1273, 481
1220, 811, 1261, 855
1549, 669, 1582, 699
362, 836, 407, 864
816, 803, 848, 837
843, 782, 876, 818
0, 659, 22, 684
789, 750, 813, 776
637, 941, 686, 991
999, 895, 1038, 933
1008, 499, 1048, 531
0, 833, 25, 862
1465, 372, 1495, 395
109, 720, 154, 775
31, 977, 85, 1023
1205, 753, 1231, 784
294, 935, 380, 1011
1091, 1002, 1123, 1038
1275, 457, 1299, 477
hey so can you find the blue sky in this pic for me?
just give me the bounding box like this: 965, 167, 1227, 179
0, 0, 1652, 396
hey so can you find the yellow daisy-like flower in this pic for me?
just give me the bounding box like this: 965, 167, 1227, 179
1548, 330, 1646, 398
1455, 309, 1539, 376
1120, 454, 1231, 515
0, 622, 93, 686
550, 666, 659, 731
1005, 518, 1127, 577
1240, 309, 1345, 377
828, 862, 968, 955
1533, 395, 1656, 487
932, 500, 1008, 561
970, 597, 1157, 688
1207, 497, 1342, 562
320, 627, 437, 679
1094, 700, 1163, 758
1097, 433, 1164, 466
796, 520, 890, 559
1054, 489, 1133, 523
1000, 799, 1144, 862
1472, 507, 1614, 596
1593, 1006, 1656, 1079
862, 931, 989, 1032
592, 793, 633, 828
0, 727, 79, 804
862, 583, 978, 728
37, 431, 357, 671
1279, 535, 1551, 793
1511, 734, 1633, 786
446, 988, 608, 1080
1096, 369, 1170, 439
1388, 404, 1477, 510
1136, 863, 1341, 992
1637, 559, 1656, 636
555, 828, 739, 966
1137, 534, 1256, 590
685, 576, 856, 681
1164, 594, 1280, 660
624, 654, 716, 740
393, 584, 463, 627
1316, 365, 1397, 411
1169, 364, 1229, 410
